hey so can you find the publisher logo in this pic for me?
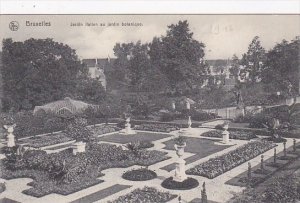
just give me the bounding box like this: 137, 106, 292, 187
9, 21, 19, 31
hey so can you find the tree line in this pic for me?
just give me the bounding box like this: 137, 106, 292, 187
1, 20, 299, 112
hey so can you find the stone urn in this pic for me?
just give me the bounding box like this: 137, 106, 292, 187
72, 141, 86, 155
3, 124, 16, 147
174, 142, 186, 158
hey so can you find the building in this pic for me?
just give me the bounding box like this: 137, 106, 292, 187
82, 58, 115, 90
205, 59, 238, 90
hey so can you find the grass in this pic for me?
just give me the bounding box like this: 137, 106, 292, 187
97, 132, 171, 144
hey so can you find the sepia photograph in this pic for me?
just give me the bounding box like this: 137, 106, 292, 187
0, 14, 299, 203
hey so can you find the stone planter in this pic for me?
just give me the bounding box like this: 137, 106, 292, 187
72, 141, 86, 155
174, 143, 186, 158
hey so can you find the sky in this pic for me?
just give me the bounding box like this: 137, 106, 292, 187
0, 15, 299, 59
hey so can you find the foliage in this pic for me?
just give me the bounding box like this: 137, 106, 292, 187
240, 36, 266, 84
65, 118, 92, 142
109, 187, 177, 203
230, 173, 300, 203
201, 130, 257, 140
161, 177, 199, 190
262, 37, 300, 96
173, 136, 187, 146
24, 133, 72, 148
134, 123, 179, 132
1, 38, 105, 112
122, 168, 157, 181
186, 140, 275, 178
1, 142, 169, 197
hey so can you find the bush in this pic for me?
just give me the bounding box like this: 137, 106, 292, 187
161, 177, 199, 190
248, 113, 271, 128
160, 112, 176, 122
109, 187, 177, 203
122, 168, 157, 181
65, 118, 92, 142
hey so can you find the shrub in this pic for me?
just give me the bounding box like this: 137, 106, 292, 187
122, 168, 157, 181
161, 177, 199, 190
65, 118, 92, 142
109, 187, 177, 203
134, 123, 179, 132
160, 112, 176, 122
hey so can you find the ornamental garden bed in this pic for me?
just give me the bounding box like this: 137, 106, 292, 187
226, 144, 300, 188
161, 177, 199, 190
122, 168, 157, 181
201, 130, 257, 140
19, 133, 73, 148
0, 143, 169, 197
108, 187, 177, 203
98, 132, 171, 144
134, 123, 179, 133
186, 140, 275, 179
89, 124, 120, 136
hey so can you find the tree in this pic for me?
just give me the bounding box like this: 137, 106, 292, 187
112, 41, 152, 91
229, 54, 241, 80
150, 20, 209, 94
1, 38, 105, 111
240, 36, 266, 84
262, 37, 300, 96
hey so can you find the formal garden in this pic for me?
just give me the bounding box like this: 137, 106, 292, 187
0, 20, 299, 203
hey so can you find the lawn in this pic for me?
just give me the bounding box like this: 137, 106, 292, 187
97, 132, 171, 144
163, 137, 232, 155
161, 137, 232, 171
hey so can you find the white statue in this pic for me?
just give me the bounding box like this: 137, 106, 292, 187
4, 124, 16, 147
222, 122, 230, 144
120, 117, 136, 135
174, 142, 187, 182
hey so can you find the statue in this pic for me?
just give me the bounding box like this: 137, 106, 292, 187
4, 124, 16, 147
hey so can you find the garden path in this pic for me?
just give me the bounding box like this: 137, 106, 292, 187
0, 128, 298, 203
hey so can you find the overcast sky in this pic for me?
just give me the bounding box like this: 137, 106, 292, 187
0, 15, 299, 59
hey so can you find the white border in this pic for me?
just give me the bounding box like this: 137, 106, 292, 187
0, 0, 299, 14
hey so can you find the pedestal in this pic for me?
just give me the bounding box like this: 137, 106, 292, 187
173, 158, 187, 182
72, 142, 86, 155
222, 130, 230, 144
7, 134, 15, 147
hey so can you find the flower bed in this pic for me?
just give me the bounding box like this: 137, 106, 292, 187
22, 133, 72, 148
0, 143, 169, 197
89, 125, 120, 136
201, 130, 257, 140
134, 124, 179, 132
186, 140, 275, 179
161, 177, 199, 190
108, 187, 177, 203
122, 168, 157, 181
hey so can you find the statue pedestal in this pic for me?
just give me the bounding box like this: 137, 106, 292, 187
173, 158, 187, 182
222, 130, 230, 144
120, 118, 136, 135
120, 123, 136, 135
7, 134, 16, 147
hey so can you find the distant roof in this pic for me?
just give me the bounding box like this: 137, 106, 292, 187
206, 59, 232, 67
33, 97, 94, 116
82, 58, 116, 68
